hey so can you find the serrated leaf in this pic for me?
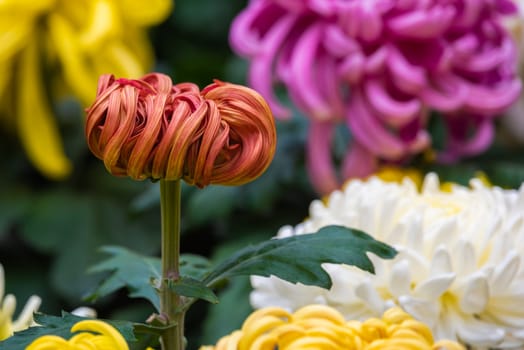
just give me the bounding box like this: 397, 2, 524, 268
86, 246, 161, 309
86, 246, 212, 310
203, 225, 397, 289
0, 313, 135, 350
167, 276, 218, 304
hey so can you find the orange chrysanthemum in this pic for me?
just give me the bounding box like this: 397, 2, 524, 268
85, 73, 276, 187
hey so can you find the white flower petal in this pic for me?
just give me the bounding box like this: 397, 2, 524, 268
452, 239, 477, 276
459, 273, 489, 314
430, 245, 453, 275
456, 319, 505, 346
355, 280, 386, 314
490, 251, 520, 294
413, 273, 456, 300
398, 295, 439, 327
389, 259, 411, 297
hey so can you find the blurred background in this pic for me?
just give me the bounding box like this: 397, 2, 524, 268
1, 1, 524, 349
0, 1, 316, 348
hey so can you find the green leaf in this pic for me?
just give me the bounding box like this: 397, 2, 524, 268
167, 276, 218, 304
86, 246, 212, 310
203, 225, 397, 289
0, 313, 136, 350
179, 254, 213, 280
86, 246, 161, 309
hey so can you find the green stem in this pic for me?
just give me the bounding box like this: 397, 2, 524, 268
159, 179, 185, 350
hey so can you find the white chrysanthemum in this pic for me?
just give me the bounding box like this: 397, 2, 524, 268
250, 174, 524, 349
0, 264, 41, 340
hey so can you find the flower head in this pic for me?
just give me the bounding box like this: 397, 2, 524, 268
0, 0, 172, 179
251, 174, 524, 348
0, 264, 41, 341
85, 73, 277, 187
26, 319, 129, 350
230, 0, 521, 194
200, 304, 464, 350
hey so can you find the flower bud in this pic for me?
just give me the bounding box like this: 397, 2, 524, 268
85, 73, 276, 187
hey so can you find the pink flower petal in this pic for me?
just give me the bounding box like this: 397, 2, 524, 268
246, 15, 300, 119
421, 75, 469, 112
359, 6, 383, 42
338, 53, 365, 84
347, 90, 406, 160
324, 24, 360, 57
387, 46, 427, 94
288, 23, 332, 120
388, 6, 455, 39
364, 46, 388, 75
451, 0, 482, 28
229, 0, 278, 56
454, 37, 514, 72
341, 141, 378, 179
364, 79, 421, 127
464, 79, 522, 115
439, 117, 494, 162
306, 121, 340, 194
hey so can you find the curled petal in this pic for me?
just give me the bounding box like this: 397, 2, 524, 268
229, 0, 279, 56
85, 74, 276, 187
387, 47, 427, 94
438, 116, 494, 162
247, 15, 299, 119
388, 6, 455, 39
306, 121, 340, 194
288, 23, 332, 120
364, 79, 421, 127
421, 75, 469, 112
454, 37, 515, 72
338, 52, 365, 84
341, 141, 378, 180
463, 79, 522, 115
200, 81, 277, 186
324, 24, 360, 57
346, 90, 406, 160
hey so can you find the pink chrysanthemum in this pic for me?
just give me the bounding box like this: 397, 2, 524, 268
230, 0, 521, 194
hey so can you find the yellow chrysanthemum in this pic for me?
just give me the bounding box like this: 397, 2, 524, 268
372, 166, 424, 188
26, 319, 129, 350
0, 0, 172, 179
200, 305, 464, 350
0, 264, 41, 341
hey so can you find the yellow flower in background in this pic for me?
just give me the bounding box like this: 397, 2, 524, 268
0, 264, 41, 341
372, 166, 491, 192
200, 305, 464, 350
0, 0, 172, 179
372, 166, 424, 188
26, 319, 129, 350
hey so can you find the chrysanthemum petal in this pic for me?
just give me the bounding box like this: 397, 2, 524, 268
17, 39, 72, 179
